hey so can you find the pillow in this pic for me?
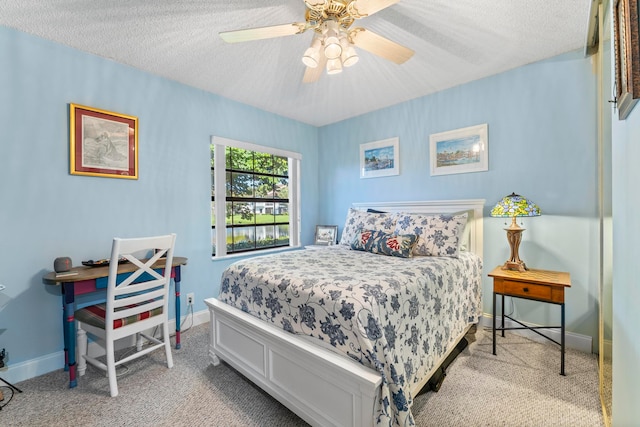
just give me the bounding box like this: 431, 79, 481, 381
394, 212, 468, 257
351, 229, 417, 258
339, 208, 397, 246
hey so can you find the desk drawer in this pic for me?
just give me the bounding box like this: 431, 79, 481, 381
502, 280, 551, 300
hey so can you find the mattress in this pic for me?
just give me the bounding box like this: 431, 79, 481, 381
218, 245, 482, 426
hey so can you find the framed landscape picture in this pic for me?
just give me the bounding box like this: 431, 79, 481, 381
429, 124, 488, 176
360, 137, 399, 179
69, 103, 138, 179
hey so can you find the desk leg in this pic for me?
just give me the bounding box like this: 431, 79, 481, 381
61, 292, 68, 372
62, 282, 77, 388
561, 303, 566, 376
492, 292, 496, 355
174, 266, 182, 350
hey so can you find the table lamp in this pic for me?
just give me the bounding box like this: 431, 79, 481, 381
490, 193, 541, 272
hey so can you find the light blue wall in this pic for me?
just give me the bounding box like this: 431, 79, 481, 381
0, 26, 319, 381
318, 50, 600, 345
610, 46, 640, 426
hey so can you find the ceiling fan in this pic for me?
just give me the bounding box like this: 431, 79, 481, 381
219, 0, 414, 83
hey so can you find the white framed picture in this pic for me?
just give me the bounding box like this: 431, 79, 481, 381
360, 137, 399, 179
314, 225, 338, 245
429, 124, 488, 176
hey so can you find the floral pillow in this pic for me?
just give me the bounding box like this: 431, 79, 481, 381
351, 229, 417, 258
339, 208, 397, 246
394, 212, 468, 257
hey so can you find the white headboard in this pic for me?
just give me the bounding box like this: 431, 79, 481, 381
351, 199, 485, 258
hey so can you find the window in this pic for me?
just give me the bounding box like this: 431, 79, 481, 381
211, 136, 300, 258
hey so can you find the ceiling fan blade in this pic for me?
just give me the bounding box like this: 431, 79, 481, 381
350, 27, 414, 64
303, 54, 327, 83
220, 22, 308, 43
348, 0, 400, 18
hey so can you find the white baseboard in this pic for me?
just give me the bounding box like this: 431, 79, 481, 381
0, 351, 63, 385
2, 309, 210, 385
479, 313, 593, 354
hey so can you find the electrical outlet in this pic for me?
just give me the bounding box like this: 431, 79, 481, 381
187, 293, 194, 306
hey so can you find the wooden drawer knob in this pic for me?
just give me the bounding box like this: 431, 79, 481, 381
523, 287, 529, 292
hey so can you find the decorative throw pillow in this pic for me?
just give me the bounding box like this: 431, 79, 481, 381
394, 212, 468, 257
339, 208, 396, 246
351, 229, 417, 258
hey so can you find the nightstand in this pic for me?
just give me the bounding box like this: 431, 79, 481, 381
488, 266, 571, 375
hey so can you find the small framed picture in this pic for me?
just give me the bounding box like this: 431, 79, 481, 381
69, 103, 138, 179
429, 124, 488, 176
360, 137, 399, 179
314, 225, 338, 245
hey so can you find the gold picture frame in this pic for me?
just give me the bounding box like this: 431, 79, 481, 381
69, 104, 138, 179
613, 0, 640, 120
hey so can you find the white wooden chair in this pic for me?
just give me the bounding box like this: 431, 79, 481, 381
75, 234, 176, 397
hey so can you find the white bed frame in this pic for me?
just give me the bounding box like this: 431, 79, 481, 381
205, 199, 485, 427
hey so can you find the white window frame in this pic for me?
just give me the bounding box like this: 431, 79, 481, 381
211, 136, 301, 259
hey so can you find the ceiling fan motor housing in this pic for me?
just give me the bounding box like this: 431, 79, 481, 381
305, 0, 355, 31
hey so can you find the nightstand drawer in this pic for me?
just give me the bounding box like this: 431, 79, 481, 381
501, 280, 551, 300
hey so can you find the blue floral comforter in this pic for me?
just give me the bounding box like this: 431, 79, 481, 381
218, 246, 482, 426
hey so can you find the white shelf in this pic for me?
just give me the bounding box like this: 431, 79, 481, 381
304, 245, 332, 250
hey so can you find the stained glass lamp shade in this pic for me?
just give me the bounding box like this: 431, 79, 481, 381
490, 193, 541, 272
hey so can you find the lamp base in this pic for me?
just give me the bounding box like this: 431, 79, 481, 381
501, 260, 528, 272
501, 218, 528, 273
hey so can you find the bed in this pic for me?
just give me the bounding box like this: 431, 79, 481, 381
205, 199, 485, 427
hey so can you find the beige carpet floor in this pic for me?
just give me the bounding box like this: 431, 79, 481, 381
0, 323, 603, 426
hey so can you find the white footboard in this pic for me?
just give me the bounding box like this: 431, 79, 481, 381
205, 297, 382, 427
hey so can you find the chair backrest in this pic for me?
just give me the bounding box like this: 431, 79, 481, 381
105, 234, 176, 332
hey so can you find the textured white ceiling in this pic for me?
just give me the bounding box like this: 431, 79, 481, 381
0, 0, 592, 126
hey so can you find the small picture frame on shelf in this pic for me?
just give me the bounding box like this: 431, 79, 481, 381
314, 225, 338, 245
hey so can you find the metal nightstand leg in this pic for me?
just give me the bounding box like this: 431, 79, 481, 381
561, 303, 565, 376
501, 294, 505, 337
492, 291, 496, 355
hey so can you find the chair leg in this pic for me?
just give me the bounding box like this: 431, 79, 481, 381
105, 339, 118, 397
136, 333, 143, 352
163, 322, 174, 369
76, 326, 87, 377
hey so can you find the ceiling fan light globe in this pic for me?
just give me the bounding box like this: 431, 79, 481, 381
342, 46, 359, 67
324, 39, 342, 60
302, 48, 320, 68
302, 57, 319, 68
326, 58, 343, 74
323, 20, 342, 60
